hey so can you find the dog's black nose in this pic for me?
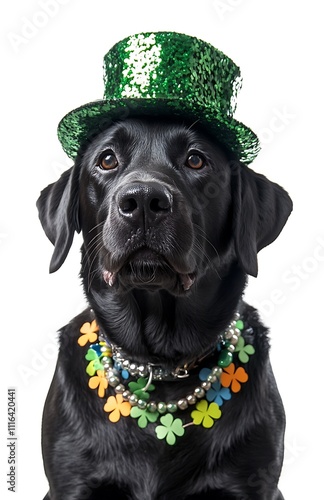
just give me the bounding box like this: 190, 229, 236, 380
117, 182, 172, 225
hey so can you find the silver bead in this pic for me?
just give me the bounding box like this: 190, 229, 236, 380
211, 366, 223, 378
147, 402, 157, 413
186, 394, 197, 405
137, 399, 147, 410
225, 328, 234, 339
235, 328, 241, 337
157, 402, 167, 414
166, 402, 178, 413
230, 334, 239, 346
122, 360, 130, 369
122, 390, 131, 401
129, 394, 138, 406
234, 312, 240, 320
194, 387, 205, 399
129, 363, 138, 376
137, 365, 147, 376
207, 374, 217, 383
201, 381, 211, 391
115, 384, 125, 394
228, 344, 235, 353
108, 376, 119, 387
177, 398, 189, 410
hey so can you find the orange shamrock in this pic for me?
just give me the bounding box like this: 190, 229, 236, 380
88, 370, 108, 398
220, 363, 248, 393
78, 320, 99, 346
104, 394, 131, 423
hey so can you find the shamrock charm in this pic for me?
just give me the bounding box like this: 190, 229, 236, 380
234, 336, 255, 363
155, 414, 185, 445
128, 377, 155, 401
221, 363, 248, 393
130, 407, 159, 428
85, 348, 104, 376
104, 394, 131, 422
78, 320, 99, 346
206, 380, 231, 406
88, 369, 108, 397
191, 400, 221, 428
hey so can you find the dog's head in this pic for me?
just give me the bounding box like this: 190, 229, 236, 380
37, 118, 292, 297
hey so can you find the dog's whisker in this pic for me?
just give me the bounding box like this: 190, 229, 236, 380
188, 229, 221, 279
193, 223, 220, 260
88, 221, 105, 233
83, 240, 105, 291
83, 240, 103, 264
85, 232, 104, 253
192, 240, 221, 280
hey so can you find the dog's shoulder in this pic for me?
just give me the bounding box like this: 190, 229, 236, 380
58, 308, 94, 342
241, 301, 270, 350
56, 308, 96, 368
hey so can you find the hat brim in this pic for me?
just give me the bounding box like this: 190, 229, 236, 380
57, 98, 260, 164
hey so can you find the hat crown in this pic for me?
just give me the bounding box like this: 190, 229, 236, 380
58, 31, 260, 163
103, 32, 242, 118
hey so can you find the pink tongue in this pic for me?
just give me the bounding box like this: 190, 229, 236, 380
103, 271, 117, 286
180, 274, 195, 291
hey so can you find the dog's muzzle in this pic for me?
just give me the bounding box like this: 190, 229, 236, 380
117, 181, 173, 227
101, 180, 196, 293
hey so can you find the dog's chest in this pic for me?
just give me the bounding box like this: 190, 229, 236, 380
97, 418, 212, 498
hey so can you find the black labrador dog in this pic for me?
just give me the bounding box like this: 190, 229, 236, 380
38, 118, 292, 500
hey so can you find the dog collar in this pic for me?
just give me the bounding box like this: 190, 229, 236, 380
78, 312, 255, 445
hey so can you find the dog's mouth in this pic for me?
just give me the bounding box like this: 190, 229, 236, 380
103, 249, 196, 292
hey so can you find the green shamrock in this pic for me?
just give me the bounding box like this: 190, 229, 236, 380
236, 319, 244, 331
85, 348, 104, 376
234, 336, 255, 363
130, 407, 159, 428
128, 377, 155, 401
155, 414, 185, 445
191, 400, 221, 428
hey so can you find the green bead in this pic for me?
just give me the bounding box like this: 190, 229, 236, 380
166, 402, 178, 413
157, 402, 167, 414
218, 350, 233, 367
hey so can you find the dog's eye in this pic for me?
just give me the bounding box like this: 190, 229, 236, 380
186, 154, 205, 170
98, 152, 118, 170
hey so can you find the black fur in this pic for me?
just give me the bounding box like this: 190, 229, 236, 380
37, 118, 292, 499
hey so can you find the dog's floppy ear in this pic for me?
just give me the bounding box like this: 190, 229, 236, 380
232, 163, 293, 277
37, 166, 80, 273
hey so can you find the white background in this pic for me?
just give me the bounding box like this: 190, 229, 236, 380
1, 0, 323, 498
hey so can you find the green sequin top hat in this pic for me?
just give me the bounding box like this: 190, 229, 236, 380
58, 32, 260, 164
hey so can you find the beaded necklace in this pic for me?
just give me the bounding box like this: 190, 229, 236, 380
78, 313, 255, 445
